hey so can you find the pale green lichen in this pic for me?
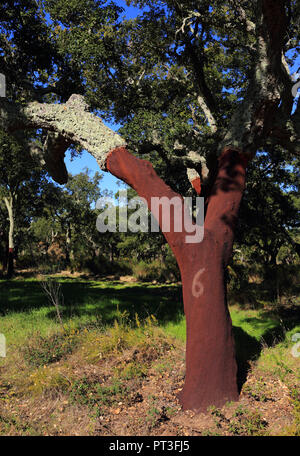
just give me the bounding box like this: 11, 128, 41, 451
0, 94, 126, 173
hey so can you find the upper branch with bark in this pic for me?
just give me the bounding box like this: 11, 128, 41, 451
0, 94, 126, 183
222, 0, 299, 156
167, 0, 299, 198
0, 1, 298, 197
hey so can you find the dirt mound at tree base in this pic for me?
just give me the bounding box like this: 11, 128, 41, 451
0, 342, 298, 436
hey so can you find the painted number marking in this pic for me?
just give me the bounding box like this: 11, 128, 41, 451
192, 268, 205, 298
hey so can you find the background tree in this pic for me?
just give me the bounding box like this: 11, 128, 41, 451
29, 170, 105, 270
0, 129, 48, 277
232, 150, 300, 303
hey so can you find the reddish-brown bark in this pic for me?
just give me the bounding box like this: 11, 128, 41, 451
178, 148, 248, 410
191, 177, 201, 195
106, 146, 248, 412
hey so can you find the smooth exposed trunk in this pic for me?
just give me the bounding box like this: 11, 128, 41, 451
106, 146, 248, 412
3, 196, 15, 278
176, 149, 247, 410
177, 237, 239, 410
65, 222, 75, 266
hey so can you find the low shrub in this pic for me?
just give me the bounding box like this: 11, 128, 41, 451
22, 329, 79, 367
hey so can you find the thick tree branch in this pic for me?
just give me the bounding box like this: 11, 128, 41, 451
106, 146, 188, 257
205, 147, 248, 263
21, 80, 62, 100
173, 3, 218, 129
43, 133, 70, 184
185, 40, 218, 124
196, 94, 218, 133
0, 94, 126, 178
221, 0, 293, 156
229, 1, 256, 32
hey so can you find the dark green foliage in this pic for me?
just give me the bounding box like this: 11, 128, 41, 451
236, 151, 300, 265
0, 129, 49, 276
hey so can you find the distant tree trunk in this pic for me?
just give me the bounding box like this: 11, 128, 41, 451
65, 222, 73, 266
110, 244, 114, 264
2, 241, 8, 274
3, 196, 15, 278
269, 250, 281, 305
106, 146, 248, 411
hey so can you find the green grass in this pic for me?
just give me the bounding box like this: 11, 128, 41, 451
163, 306, 280, 342
0, 277, 178, 349
0, 276, 299, 369
256, 324, 300, 376
0, 275, 299, 436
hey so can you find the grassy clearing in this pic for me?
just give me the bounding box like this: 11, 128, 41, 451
0, 277, 181, 342
0, 276, 299, 436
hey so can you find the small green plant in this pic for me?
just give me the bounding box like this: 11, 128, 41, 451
146, 405, 162, 429
0, 412, 38, 435
69, 377, 129, 414
153, 360, 172, 375
209, 406, 229, 429
275, 358, 294, 380
233, 404, 247, 417
28, 367, 71, 396
22, 329, 79, 367
281, 386, 300, 436
146, 395, 161, 428
114, 361, 148, 380
243, 380, 271, 402
228, 406, 267, 436
201, 429, 222, 436
209, 406, 224, 417
145, 395, 169, 429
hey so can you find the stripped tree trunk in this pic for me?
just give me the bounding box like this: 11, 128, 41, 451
177, 149, 248, 410
106, 146, 248, 411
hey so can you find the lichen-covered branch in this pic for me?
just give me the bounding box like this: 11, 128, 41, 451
196, 95, 218, 134
0, 94, 126, 177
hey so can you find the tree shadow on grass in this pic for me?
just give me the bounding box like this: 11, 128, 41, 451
54, 281, 183, 326
2, 277, 299, 392
233, 310, 300, 392
233, 326, 262, 392
0, 279, 183, 326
